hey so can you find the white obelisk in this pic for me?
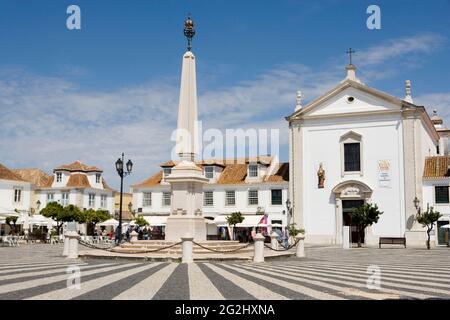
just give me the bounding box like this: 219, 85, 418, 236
165, 16, 208, 241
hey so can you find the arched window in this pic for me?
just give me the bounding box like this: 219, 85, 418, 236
340, 131, 363, 176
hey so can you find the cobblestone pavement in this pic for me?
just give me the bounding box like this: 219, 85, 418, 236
0, 244, 449, 300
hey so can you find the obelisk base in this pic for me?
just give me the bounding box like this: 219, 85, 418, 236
165, 216, 206, 241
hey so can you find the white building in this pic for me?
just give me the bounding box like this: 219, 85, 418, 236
131, 156, 289, 238
33, 161, 115, 215
0, 163, 32, 234
287, 63, 448, 247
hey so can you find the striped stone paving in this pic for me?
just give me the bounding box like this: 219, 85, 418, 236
0, 244, 449, 300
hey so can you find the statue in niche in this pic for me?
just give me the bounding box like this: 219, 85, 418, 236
317, 162, 325, 188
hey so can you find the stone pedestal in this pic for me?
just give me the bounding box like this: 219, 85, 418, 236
253, 233, 265, 263
270, 232, 278, 250
342, 226, 350, 249
66, 231, 80, 259
62, 231, 69, 256
165, 160, 209, 241
405, 222, 431, 248
295, 234, 305, 258
181, 236, 194, 263
130, 231, 138, 243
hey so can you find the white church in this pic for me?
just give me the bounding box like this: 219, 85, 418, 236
287, 62, 450, 247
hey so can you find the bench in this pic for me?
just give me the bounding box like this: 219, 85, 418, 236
379, 237, 406, 248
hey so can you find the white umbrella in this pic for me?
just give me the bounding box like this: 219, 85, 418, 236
270, 223, 283, 228
440, 224, 450, 229
98, 219, 119, 227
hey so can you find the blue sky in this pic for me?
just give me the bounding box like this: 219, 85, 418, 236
0, 0, 449, 190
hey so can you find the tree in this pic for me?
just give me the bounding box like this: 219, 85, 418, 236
226, 212, 244, 240
134, 216, 149, 227
5, 216, 18, 235
41, 202, 83, 235
349, 203, 384, 247
416, 207, 442, 250
78, 209, 110, 235
287, 223, 305, 237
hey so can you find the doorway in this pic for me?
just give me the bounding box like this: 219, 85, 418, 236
342, 200, 364, 244
437, 221, 449, 245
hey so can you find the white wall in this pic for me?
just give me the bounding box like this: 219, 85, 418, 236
0, 179, 32, 213
301, 114, 406, 243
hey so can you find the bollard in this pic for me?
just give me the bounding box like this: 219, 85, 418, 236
253, 233, 265, 263
295, 234, 305, 258
130, 231, 138, 243
270, 232, 278, 250
342, 226, 350, 249
181, 236, 194, 263
66, 231, 80, 259
62, 231, 69, 256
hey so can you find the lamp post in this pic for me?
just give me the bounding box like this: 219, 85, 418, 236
115, 153, 133, 243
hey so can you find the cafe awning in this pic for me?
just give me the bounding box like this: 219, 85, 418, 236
143, 216, 168, 226
214, 215, 266, 228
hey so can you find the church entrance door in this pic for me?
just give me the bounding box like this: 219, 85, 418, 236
342, 200, 364, 244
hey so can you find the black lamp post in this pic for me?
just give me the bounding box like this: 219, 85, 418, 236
115, 153, 133, 243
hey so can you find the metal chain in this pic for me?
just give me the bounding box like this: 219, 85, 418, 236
78, 239, 183, 254
264, 239, 300, 252
192, 241, 253, 253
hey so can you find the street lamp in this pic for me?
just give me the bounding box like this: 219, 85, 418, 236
115, 153, 133, 243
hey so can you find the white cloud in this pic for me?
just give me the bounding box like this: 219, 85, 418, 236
0, 33, 446, 190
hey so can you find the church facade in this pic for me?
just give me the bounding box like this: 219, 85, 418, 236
287, 64, 448, 247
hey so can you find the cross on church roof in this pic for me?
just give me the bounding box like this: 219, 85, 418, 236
346, 48, 355, 65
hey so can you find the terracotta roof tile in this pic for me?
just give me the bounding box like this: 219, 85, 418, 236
266, 163, 289, 182
102, 178, 114, 191
66, 174, 91, 188
217, 164, 248, 184
132, 171, 163, 188
55, 160, 102, 173
0, 163, 26, 182
12, 168, 53, 187
423, 156, 450, 178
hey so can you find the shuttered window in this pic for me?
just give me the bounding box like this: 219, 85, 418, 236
435, 186, 449, 203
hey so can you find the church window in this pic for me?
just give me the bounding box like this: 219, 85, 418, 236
344, 143, 361, 172
435, 186, 449, 204
340, 131, 363, 176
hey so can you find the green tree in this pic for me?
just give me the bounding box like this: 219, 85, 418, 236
287, 223, 305, 238
78, 209, 111, 235
41, 202, 83, 235
5, 216, 18, 235
350, 203, 384, 247
417, 207, 442, 250
134, 216, 149, 227
226, 212, 244, 240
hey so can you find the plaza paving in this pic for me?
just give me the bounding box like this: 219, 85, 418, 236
0, 244, 449, 300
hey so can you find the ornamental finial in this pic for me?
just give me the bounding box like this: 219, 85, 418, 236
184, 15, 195, 51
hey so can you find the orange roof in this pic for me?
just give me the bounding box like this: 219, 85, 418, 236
133, 159, 289, 188
423, 156, 450, 178
0, 163, 26, 182
12, 168, 53, 187
102, 178, 114, 191
265, 163, 289, 183
66, 174, 91, 188
217, 164, 248, 184
131, 171, 163, 188
54, 160, 102, 173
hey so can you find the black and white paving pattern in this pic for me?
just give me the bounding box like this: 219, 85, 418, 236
0, 244, 449, 300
